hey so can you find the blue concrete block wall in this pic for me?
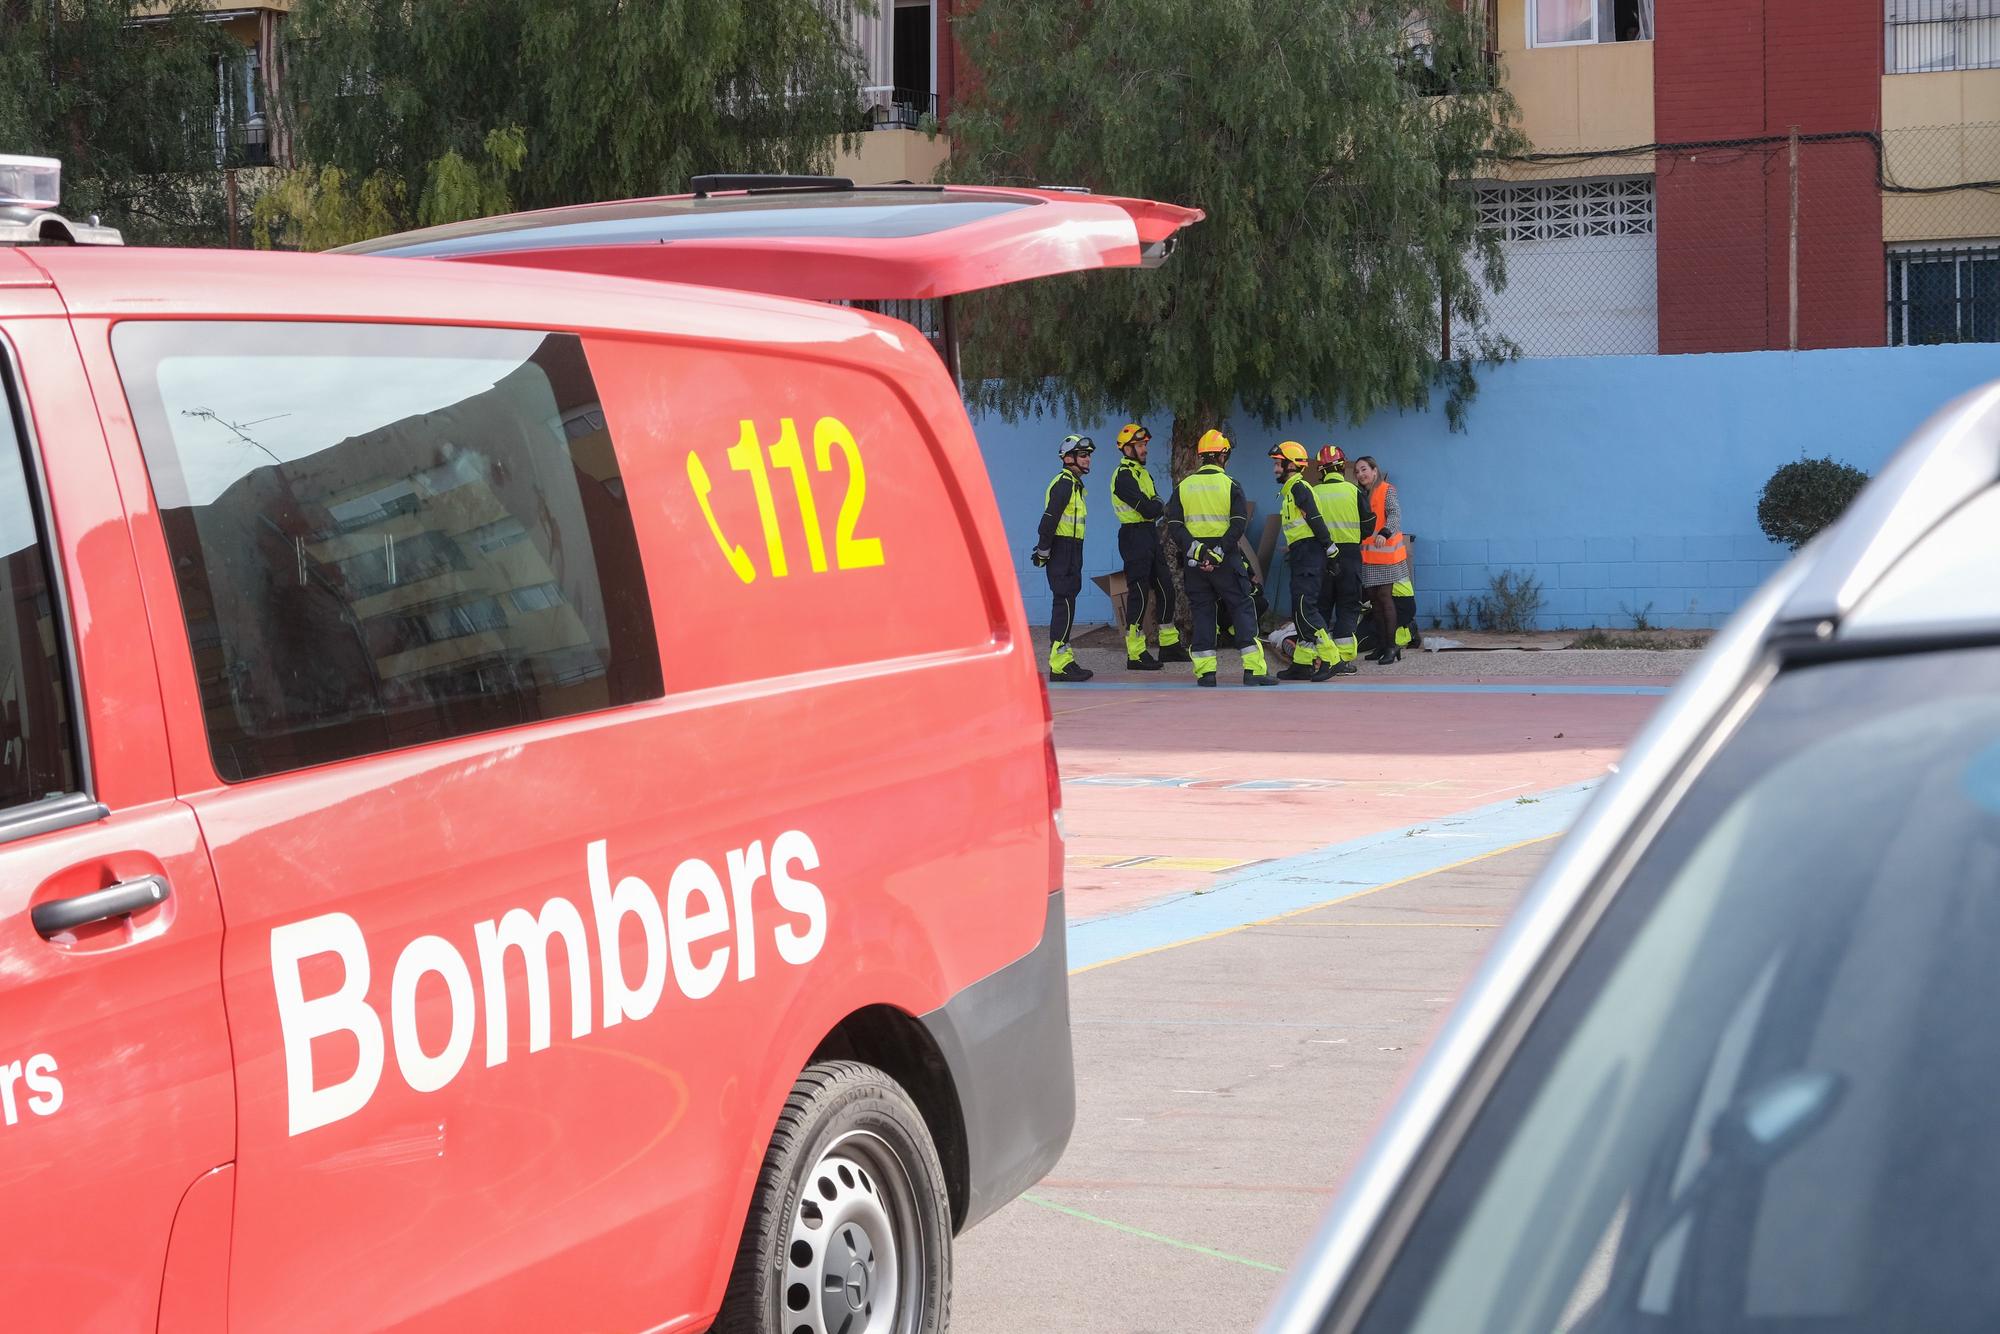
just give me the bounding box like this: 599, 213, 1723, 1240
976, 343, 2000, 631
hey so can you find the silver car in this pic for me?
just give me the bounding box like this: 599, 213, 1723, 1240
1265, 383, 2000, 1334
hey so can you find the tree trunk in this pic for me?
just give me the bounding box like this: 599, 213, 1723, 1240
1165, 405, 1221, 641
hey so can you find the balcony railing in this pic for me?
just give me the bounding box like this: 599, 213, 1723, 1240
218, 119, 272, 168
1888, 0, 2000, 72
855, 86, 939, 132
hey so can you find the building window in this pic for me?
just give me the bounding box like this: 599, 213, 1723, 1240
1462, 176, 1659, 357
1475, 176, 1656, 243
1887, 0, 2000, 73
1888, 244, 2000, 345
1529, 0, 1653, 46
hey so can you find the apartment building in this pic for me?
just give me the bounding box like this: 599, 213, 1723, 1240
184, 0, 960, 181
828, 0, 959, 184
1468, 0, 2000, 357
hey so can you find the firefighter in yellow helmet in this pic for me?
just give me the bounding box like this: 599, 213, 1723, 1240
1268, 441, 1340, 682
1033, 433, 1095, 682
1312, 445, 1365, 675
1109, 423, 1186, 669
1163, 429, 1276, 687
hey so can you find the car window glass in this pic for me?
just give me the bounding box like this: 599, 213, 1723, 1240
113, 322, 662, 781
0, 360, 78, 807
1356, 647, 2000, 1334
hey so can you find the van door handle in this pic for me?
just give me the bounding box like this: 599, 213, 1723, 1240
32, 876, 171, 937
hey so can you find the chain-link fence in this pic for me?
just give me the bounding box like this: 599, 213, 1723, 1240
1457, 122, 2000, 358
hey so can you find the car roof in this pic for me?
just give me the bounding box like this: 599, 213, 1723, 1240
1777, 379, 2000, 636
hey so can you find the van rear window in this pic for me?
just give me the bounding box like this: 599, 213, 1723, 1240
113, 322, 663, 782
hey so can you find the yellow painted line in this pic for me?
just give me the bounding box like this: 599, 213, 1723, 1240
1258, 921, 1503, 929
1068, 834, 1557, 976
1064, 854, 1252, 873
1052, 697, 1153, 717
1019, 1194, 1285, 1273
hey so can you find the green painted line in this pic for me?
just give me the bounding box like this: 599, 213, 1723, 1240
1019, 1192, 1286, 1273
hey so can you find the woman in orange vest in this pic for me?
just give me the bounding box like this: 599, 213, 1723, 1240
1352, 456, 1410, 664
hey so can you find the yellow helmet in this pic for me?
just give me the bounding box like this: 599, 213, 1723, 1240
1197, 429, 1232, 456
1116, 422, 1151, 448
1267, 441, 1309, 467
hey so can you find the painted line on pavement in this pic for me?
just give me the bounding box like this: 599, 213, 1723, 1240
1020, 1194, 1286, 1273
1066, 778, 1598, 973
1050, 680, 1668, 696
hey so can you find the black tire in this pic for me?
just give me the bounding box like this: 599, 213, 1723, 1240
718, 1061, 952, 1334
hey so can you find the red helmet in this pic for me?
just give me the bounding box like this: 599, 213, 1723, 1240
1316, 445, 1346, 470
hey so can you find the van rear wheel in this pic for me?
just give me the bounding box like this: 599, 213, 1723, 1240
720, 1060, 951, 1334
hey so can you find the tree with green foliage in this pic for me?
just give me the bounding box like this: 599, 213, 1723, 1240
0, 0, 244, 246
949, 0, 1524, 473
263, 0, 865, 245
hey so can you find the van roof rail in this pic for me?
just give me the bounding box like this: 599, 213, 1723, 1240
689, 174, 856, 200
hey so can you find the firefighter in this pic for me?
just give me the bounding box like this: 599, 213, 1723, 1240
1164, 429, 1276, 688
1032, 434, 1095, 682
1268, 441, 1339, 682
1392, 574, 1424, 652
1311, 445, 1365, 676
1109, 423, 1187, 669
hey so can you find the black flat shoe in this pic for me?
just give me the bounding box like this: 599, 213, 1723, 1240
1126, 654, 1163, 671
1196, 673, 1218, 688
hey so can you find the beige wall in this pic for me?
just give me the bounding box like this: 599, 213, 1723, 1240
831, 129, 950, 185
1494, 0, 1654, 153
1883, 70, 2000, 242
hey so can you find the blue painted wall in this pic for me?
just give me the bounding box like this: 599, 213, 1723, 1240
979, 343, 2000, 631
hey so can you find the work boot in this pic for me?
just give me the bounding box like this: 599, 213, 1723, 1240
1157, 642, 1192, 663
1331, 660, 1359, 677
1050, 662, 1095, 683
1311, 661, 1336, 682
1196, 672, 1218, 688
1244, 670, 1278, 686
1126, 653, 1163, 672
1277, 663, 1317, 681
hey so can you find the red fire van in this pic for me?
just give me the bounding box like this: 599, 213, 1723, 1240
0, 163, 1200, 1332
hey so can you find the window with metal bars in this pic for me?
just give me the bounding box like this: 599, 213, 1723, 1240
1888, 0, 2000, 73
1888, 244, 2000, 345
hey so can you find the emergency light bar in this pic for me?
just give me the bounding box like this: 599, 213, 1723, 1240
0, 156, 60, 210
0, 155, 123, 246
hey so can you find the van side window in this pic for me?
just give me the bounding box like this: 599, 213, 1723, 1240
113, 323, 663, 782
0, 359, 79, 807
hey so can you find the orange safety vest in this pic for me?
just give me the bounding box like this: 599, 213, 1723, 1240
1363, 482, 1408, 565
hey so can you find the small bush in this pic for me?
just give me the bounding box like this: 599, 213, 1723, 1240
1476, 568, 1544, 633
1757, 457, 1869, 551
1444, 569, 1544, 634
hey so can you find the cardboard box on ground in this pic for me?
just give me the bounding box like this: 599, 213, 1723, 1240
1091, 508, 1280, 626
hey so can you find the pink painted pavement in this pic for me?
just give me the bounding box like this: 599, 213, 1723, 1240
1054, 679, 1674, 921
